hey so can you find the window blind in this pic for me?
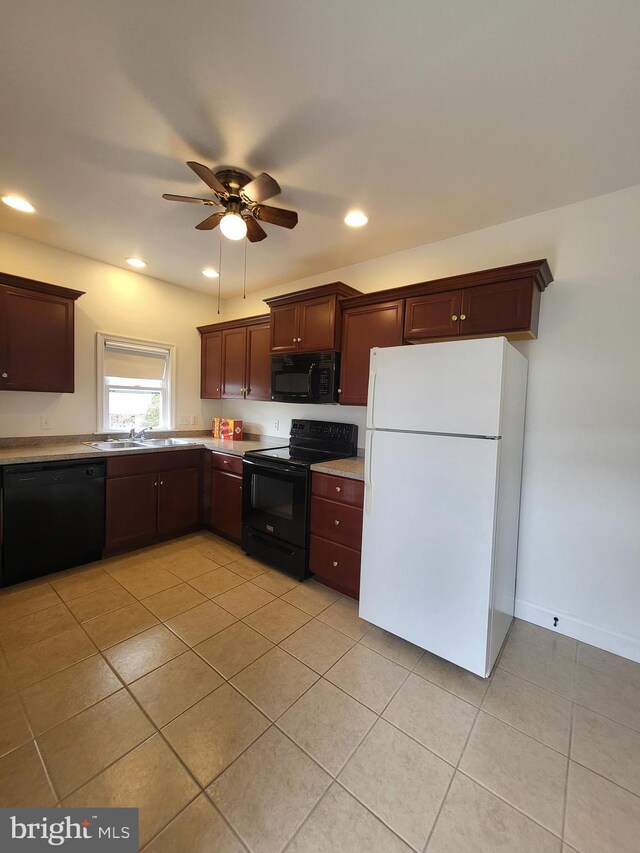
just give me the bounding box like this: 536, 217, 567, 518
104, 341, 169, 382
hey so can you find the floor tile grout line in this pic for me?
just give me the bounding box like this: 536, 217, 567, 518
421, 689, 484, 852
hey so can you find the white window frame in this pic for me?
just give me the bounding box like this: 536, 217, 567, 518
96, 332, 177, 433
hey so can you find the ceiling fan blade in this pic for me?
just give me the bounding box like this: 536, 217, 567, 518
187, 161, 228, 196
245, 216, 267, 243
243, 172, 281, 203
162, 193, 212, 205
254, 204, 298, 229
195, 212, 225, 231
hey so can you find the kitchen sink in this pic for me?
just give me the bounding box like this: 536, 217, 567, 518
137, 438, 198, 447
84, 440, 147, 450
84, 438, 199, 451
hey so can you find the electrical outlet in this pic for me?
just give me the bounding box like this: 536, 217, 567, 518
273, 419, 280, 432
40, 416, 51, 430
180, 415, 189, 425
191, 414, 198, 425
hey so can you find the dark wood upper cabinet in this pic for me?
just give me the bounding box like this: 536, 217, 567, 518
200, 330, 222, 399
221, 326, 247, 399
0, 271, 84, 393
404, 291, 462, 340
265, 282, 361, 354
339, 299, 404, 406
402, 260, 551, 343
246, 322, 271, 401
198, 314, 270, 401
460, 278, 536, 336
269, 304, 298, 353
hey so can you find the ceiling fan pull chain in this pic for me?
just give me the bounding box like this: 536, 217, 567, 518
243, 237, 247, 300
217, 233, 222, 315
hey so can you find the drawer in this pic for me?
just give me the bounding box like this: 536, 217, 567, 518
310, 496, 363, 550
309, 534, 361, 599
107, 449, 202, 478
311, 472, 364, 507
210, 451, 243, 475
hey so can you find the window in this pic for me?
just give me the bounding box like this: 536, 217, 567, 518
96, 334, 176, 432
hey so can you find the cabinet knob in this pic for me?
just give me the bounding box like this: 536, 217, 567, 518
292, 338, 297, 343
332, 560, 339, 567
335, 486, 342, 493
159, 480, 164, 485
246, 387, 251, 395
154, 481, 158, 487
460, 314, 467, 320
451, 315, 458, 321
297, 337, 302, 342
223, 459, 229, 464
1, 372, 7, 378
337, 388, 342, 394
334, 519, 341, 526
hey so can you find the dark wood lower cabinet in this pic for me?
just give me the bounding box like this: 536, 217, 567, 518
210, 469, 242, 541
105, 473, 159, 552
157, 468, 200, 538
104, 451, 202, 553
310, 472, 364, 599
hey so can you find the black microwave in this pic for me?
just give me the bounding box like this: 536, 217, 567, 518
271, 352, 340, 404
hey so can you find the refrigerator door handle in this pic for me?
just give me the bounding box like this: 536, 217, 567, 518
364, 429, 375, 515
367, 361, 378, 430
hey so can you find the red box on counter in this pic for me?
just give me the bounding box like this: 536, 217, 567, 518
212, 418, 243, 440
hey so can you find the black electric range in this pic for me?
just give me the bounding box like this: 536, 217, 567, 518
241, 419, 358, 579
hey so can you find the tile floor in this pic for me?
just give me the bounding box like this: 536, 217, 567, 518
0, 531, 639, 851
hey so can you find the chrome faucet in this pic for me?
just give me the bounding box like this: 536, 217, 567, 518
129, 427, 151, 440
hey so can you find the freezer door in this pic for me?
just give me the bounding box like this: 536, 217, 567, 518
360, 429, 500, 676
366, 337, 507, 437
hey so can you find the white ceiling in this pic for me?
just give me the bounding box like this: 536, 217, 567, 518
0, 0, 638, 296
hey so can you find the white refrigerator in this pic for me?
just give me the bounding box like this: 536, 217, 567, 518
359, 336, 528, 677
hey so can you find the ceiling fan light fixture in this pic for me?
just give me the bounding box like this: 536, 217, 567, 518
220, 212, 247, 241
344, 210, 368, 228
2, 194, 36, 213
202, 267, 219, 278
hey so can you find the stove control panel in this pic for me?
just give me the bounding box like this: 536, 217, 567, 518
290, 419, 358, 452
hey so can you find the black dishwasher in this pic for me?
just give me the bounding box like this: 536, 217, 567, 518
1, 459, 105, 587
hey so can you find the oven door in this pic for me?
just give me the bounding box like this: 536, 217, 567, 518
242, 458, 309, 547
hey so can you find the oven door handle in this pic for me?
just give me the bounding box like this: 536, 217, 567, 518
243, 458, 308, 477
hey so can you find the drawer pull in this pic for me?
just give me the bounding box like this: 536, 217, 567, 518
332, 560, 339, 567
335, 486, 342, 493
334, 519, 340, 526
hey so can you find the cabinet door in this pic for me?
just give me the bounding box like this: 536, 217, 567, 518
200, 331, 222, 399
221, 326, 247, 398
270, 305, 299, 353
460, 279, 533, 336
246, 323, 271, 401
210, 470, 243, 541
339, 300, 404, 406
157, 467, 200, 538
0, 286, 74, 392
404, 291, 462, 341
298, 295, 338, 351
105, 473, 158, 552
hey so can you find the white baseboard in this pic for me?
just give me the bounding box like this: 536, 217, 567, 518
514, 598, 640, 664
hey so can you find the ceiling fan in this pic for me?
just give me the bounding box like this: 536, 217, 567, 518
163, 162, 298, 242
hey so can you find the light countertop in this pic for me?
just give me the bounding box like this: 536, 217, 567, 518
310, 456, 365, 481
0, 436, 285, 466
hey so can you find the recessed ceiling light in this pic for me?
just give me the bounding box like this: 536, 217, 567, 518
202, 267, 219, 278
126, 258, 146, 268
2, 195, 36, 213
344, 210, 368, 228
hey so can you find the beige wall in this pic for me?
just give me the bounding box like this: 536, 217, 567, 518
0, 233, 222, 437
222, 185, 640, 659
